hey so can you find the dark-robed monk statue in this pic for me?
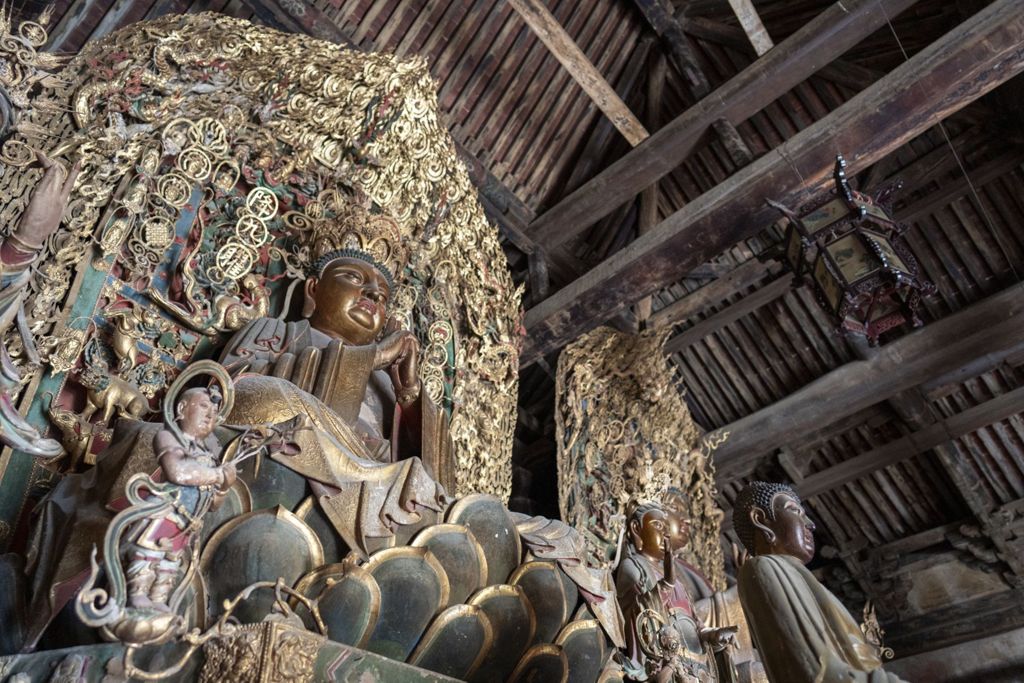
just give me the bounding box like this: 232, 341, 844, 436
733, 481, 908, 683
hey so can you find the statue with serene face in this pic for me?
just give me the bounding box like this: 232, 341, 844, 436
20, 201, 453, 647
734, 481, 908, 683
217, 202, 450, 554
616, 500, 737, 682
662, 487, 717, 602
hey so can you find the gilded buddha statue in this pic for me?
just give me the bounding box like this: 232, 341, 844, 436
21, 199, 452, 648
216, 201, 450, 554
734, 481, 908, 683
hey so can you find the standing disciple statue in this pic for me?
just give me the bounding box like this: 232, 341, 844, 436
121, 385, 235, 610
733, 481, 908, 683
616, 499, 737, 682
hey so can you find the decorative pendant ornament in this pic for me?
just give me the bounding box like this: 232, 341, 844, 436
769, 155, 934, 344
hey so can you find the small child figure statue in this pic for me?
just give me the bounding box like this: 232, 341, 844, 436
77, 360, 252, 645
122, 385, 237, 610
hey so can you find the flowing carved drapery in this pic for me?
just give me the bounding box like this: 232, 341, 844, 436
0, 12, 521, 541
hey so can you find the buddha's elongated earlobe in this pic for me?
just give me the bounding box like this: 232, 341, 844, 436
302, 277, 317, 318
750, 507, 777, 545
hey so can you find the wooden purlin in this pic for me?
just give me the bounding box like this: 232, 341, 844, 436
664, 274, 794, 354
526, 0, 922, 254
725, 0, 773, 56
522, 0, 1024, 365
796, 386, 1024, 499
708, 283, 1024, 479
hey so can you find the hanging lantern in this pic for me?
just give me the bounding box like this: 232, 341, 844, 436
770, 155, 933, 344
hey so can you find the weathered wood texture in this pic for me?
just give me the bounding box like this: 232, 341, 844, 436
797, 385, 1024, 498
726, 0, 773, 56
885, 588, 1024, 657
709, 282, 1024, 479
507, 0, 649, 146
522, 0, 1024, 364
526, 0, 922, 251
665, 273, 794, 353
648, 258, 777, 329
631, 0, 752, 166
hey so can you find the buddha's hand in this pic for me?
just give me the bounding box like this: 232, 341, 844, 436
700, 625, 738, 651
11, 151, 81, 250
375, 317, 421, 406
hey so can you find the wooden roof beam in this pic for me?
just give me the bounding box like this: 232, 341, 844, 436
522, 0, 1024, 365
884, 587, 1024, 657
795, 385, 1024, 499
664, 273, 794, 353
648, 258, 779, 330
677, 15, 884, 92
563, 39, 653, 193
630, 0, 752, 166
507, 0, 649, 147
725, 0, 774, 56
707, 282, 1024, 480
526, 0, 922, 254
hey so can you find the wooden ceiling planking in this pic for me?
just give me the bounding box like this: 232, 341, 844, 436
934, 367, 1024, 506
11, 0, 1024, 645
306, 0, 647, 215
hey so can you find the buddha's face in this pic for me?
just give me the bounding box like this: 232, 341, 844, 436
177, 390, 218, 439
663, 491, 691, 551
630, 508, 669, 560
753, 492, 816, 564
305, 256, 390, 346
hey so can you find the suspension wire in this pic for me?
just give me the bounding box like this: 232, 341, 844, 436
879, 1, 1021, 281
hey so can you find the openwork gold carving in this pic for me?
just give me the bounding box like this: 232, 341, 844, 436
0, 12, 519, 500
200, 623, 322, 683
860, 600, 894, 660
555, 327, 726, 589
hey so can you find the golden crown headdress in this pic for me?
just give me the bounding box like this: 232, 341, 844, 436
308, 200, 409, 290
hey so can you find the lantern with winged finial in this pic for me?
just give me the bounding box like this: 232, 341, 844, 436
769, 155, 933, 344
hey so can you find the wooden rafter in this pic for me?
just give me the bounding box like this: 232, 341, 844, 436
525, 0, 921, 254
795, 386, 1024, 498
707, 282, 1024, 480
725, 0, 774, 56
630, 0, 752, 166
521, 0, 1024, 365
664, 274, 794, 353
648, 258, 778, 330
507, 0, 649, 146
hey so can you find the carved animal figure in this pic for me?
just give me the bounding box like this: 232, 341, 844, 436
106, 308, 142, 373
77, 364, 150, 424
105, 304, 173, 374
45, 393, 113, 469
46, 401, 90, 469
209, 273, 270, 332
150, 258, 270, 335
